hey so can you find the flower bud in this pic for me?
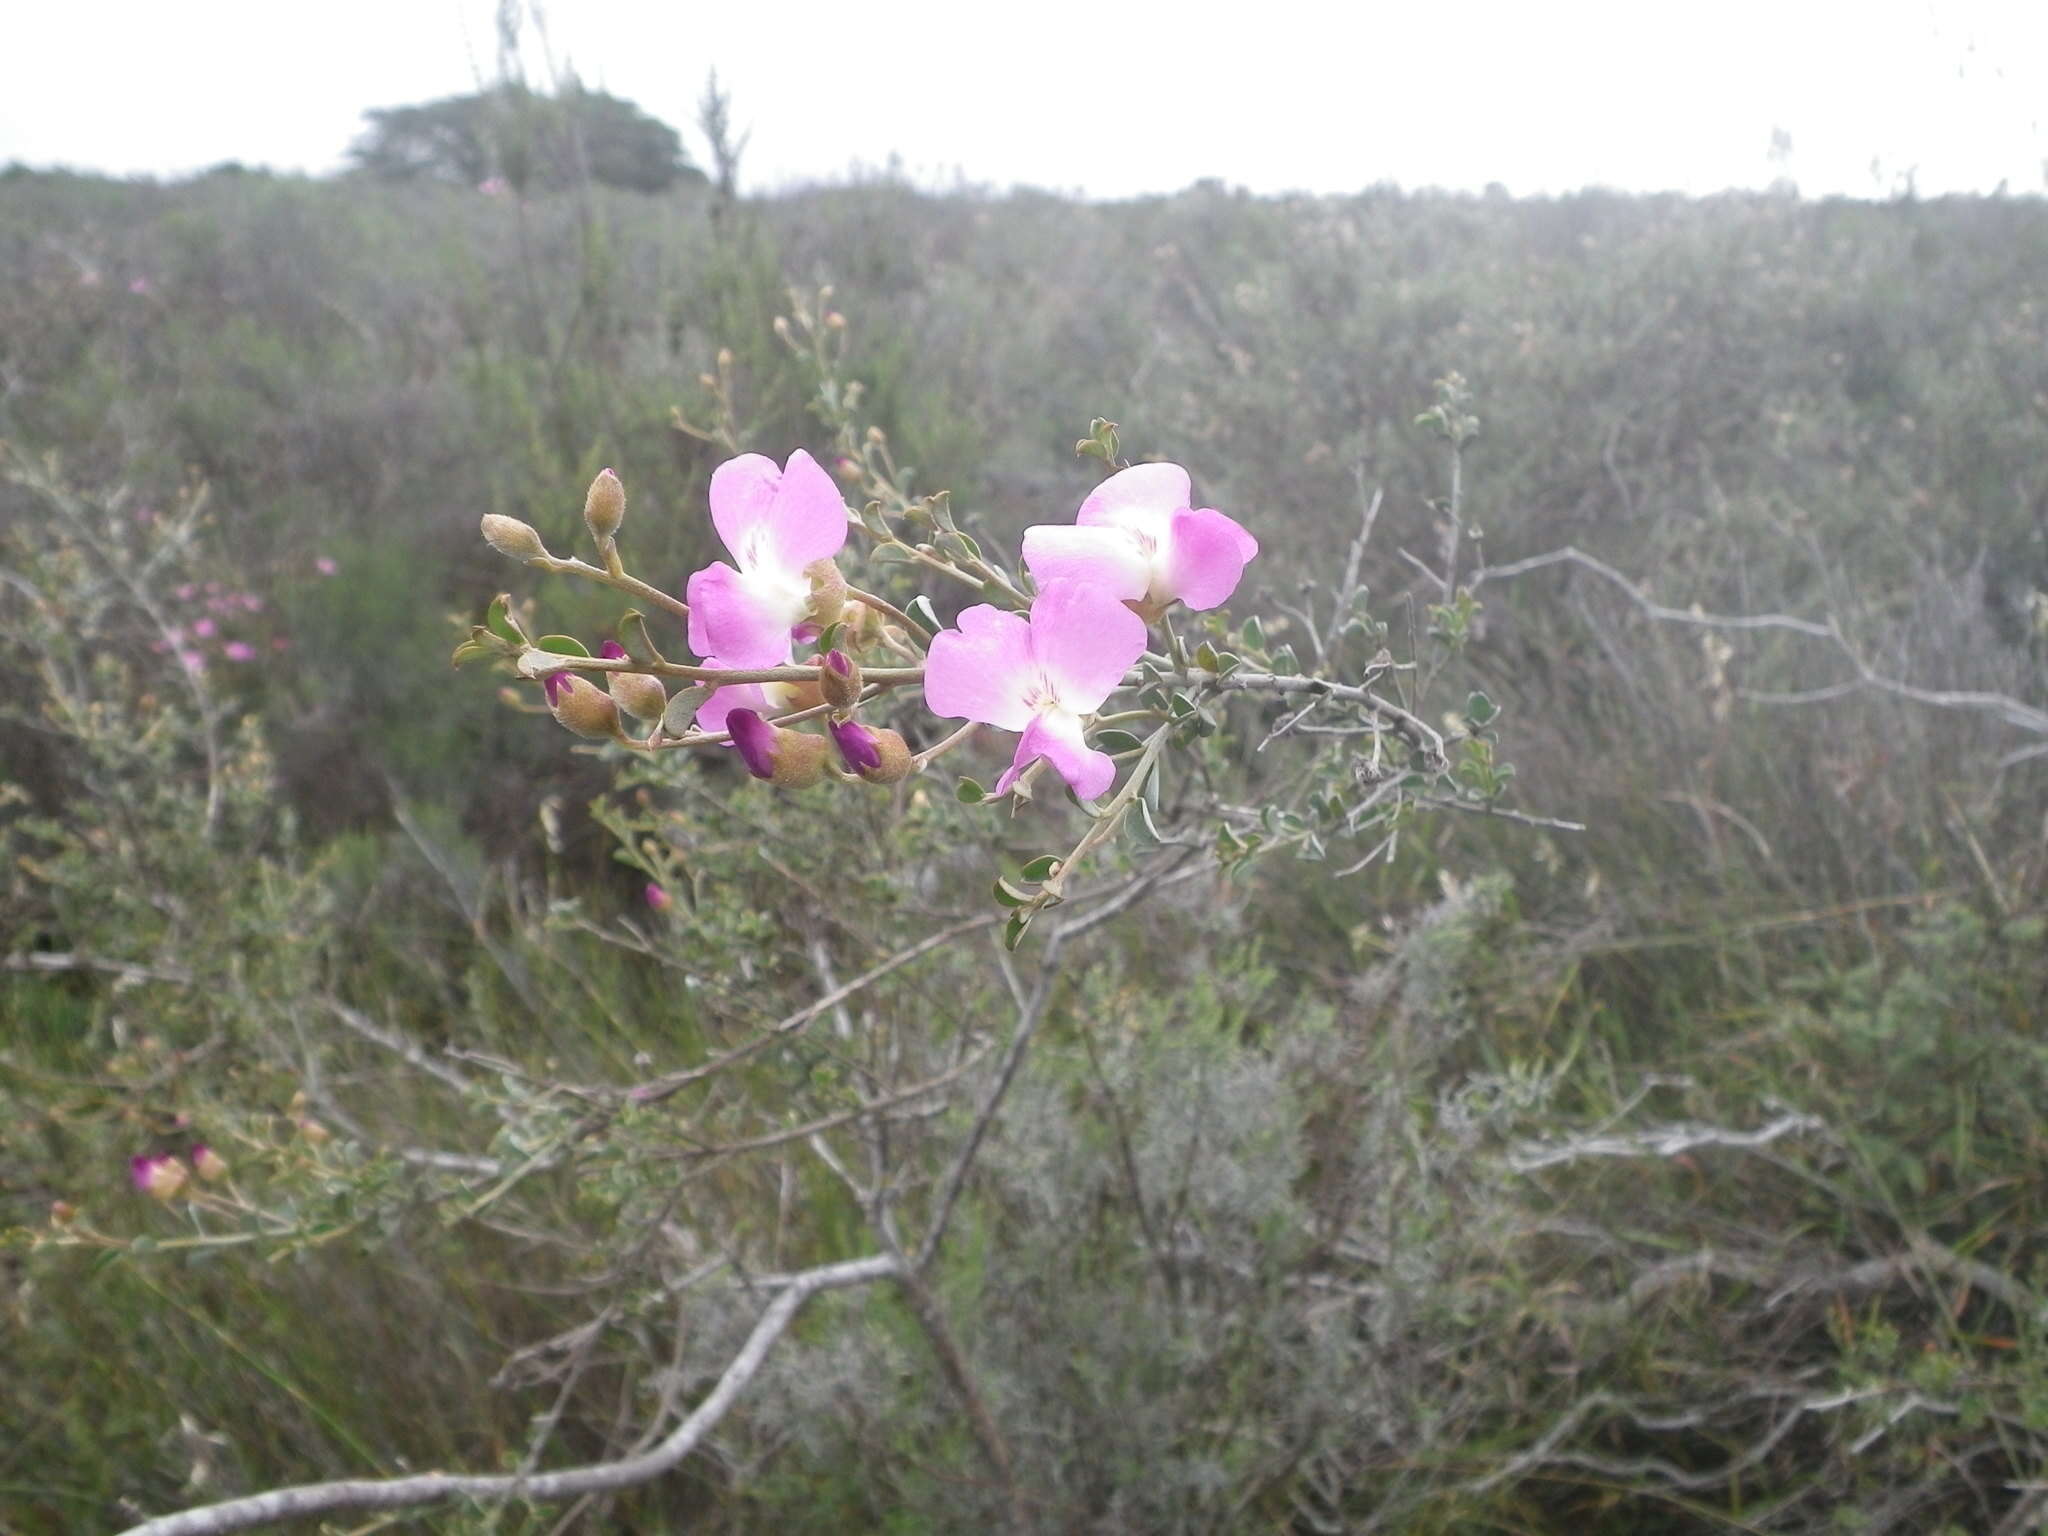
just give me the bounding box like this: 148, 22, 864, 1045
481, 514, 547, 563
298, 1118, 332, 1145
727, 708, 830, 788
584, 468, 625, 545
829, 719, 914, 783
546, 672, 620, 739
49, 1199, 77, 1227
600, 641, 667, 722
803, 558, 846, 632
644, 882, 671, 911
819, 649, 863, 711
191, 1144, 230, 1182
131, 1153, 188, 1202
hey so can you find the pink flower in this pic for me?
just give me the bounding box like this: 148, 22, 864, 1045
923, 579, 1145, 800
128, 277, 152, 296
222, 641, 256, 662
178, 650, 207, 675
1022, 463, 1257, 618
192, 618, 216, 638
314, 556, 338, 577
685, 450, 849, 669
644, 882, 671, 911
173, 583, 198, 601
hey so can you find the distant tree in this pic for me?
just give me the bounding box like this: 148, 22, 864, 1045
349, 83, 704, 194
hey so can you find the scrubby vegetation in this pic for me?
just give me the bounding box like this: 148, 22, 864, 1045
3, 145, 2047, 1533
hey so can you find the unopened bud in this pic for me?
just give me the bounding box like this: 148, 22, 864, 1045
600, 642, 667, 721
50, 1199, 78, 1226
824, 311, 846, 330
131, 1153, 188, 1202
834, 455, 863, 483
584, 468, 625, 545
546, 672, 620, 739
803, 558, 846, 632
716, 347, 734, 370
481, 514, 546, 563
297, 1118, 332, 1146
829, 719, 913, 783
726, 708, 829, 788
191, 1144, 230, 1182
819, 649, 863, 711
644, 882, 671, 911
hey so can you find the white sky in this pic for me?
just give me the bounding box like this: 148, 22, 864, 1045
3, 1, 2043, 198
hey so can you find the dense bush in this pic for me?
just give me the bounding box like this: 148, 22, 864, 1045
2, 163, 2045, 1533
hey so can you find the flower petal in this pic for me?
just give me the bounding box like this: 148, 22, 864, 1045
923, 604, 1036, 731
1165, 506, 1259, 611
1029, 579, 1146, 712
1075, 461, 1191, 537
828, 717, 882, 774
708, 449, 848, 573
725, 708, 777, 780
1020, 524, 1150, 604
687, 561, 805, 668
994, 709, 1114, 800
690, 670, 770, 736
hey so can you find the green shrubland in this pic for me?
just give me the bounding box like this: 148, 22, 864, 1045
2, 159, 2045, 1533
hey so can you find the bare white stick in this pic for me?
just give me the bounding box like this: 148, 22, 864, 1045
117, 1253, 901, 1536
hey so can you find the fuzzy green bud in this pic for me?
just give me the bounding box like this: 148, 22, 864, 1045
600, 642, 666, 721
819, 649, 863, 711
481, 514, 547, 563
546, 673, 620, 739
584, 468, 625, 545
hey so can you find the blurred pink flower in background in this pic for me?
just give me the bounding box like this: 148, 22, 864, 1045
314, 556, 338, 577
222, 641, 256, 662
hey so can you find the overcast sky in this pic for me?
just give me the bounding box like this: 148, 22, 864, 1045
4, 1, 2043, 199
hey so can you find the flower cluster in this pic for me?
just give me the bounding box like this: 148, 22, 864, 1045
148, 577, 291, 674
130, 1144, 230, 1201
476, 443, 1255, 820
678, 451, 1254, 801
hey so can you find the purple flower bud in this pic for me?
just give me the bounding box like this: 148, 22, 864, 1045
829, 717, 882, 774
644, 882, 671, 910
542, 671, 573, 706
600, 640, 628, 659
726, 708, 778, 780
824, 649, 852, 676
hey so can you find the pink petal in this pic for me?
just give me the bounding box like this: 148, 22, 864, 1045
690, 672, 771, 735
686, 561, 802, 669
994, 709, 1114, 800
1020, 524, 1150, 604
1165, 507, 1259, 611
1028, 580, 1145, 711
1076, 462, 1191, 533
923, 605, 1036, 731
708, 450, 848, 573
